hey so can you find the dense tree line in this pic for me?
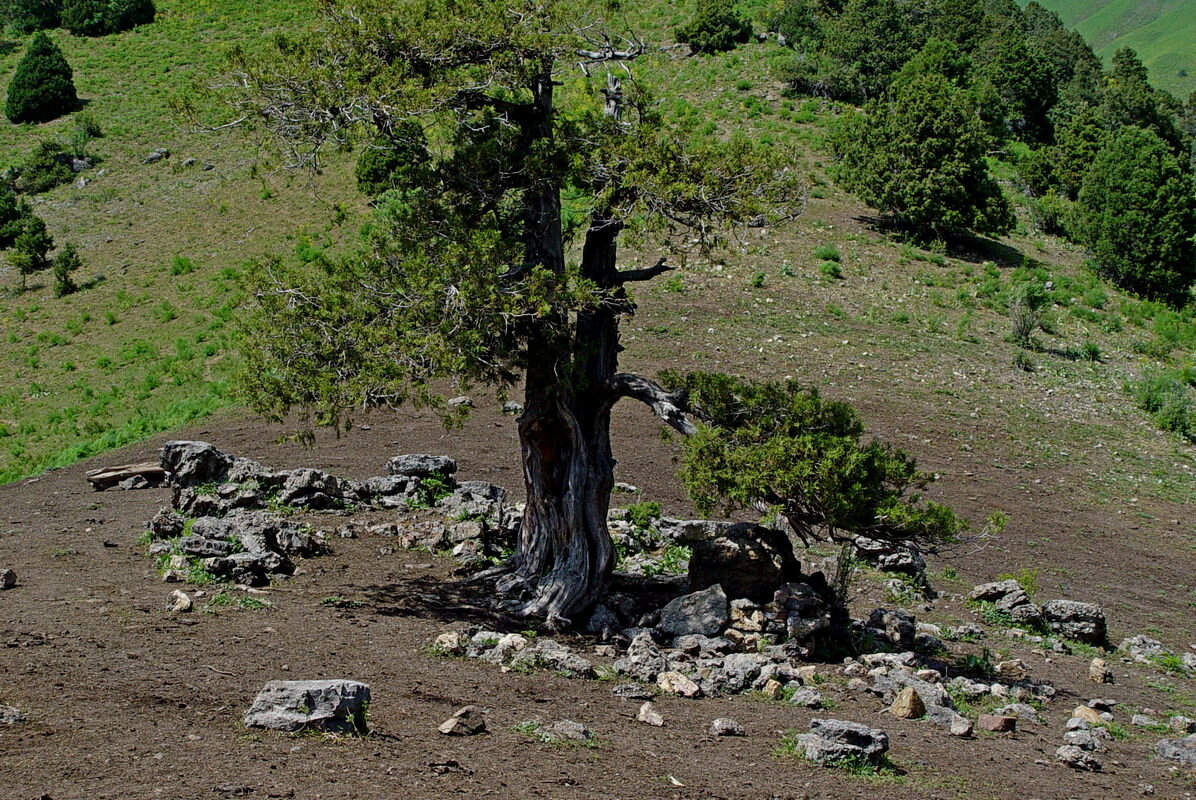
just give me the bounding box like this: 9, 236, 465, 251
769, 0, 1195, 303
2, 0, 154, 36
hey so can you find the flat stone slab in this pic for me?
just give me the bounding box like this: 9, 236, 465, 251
243, 679, 371, 734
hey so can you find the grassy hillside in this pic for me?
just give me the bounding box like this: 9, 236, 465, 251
0, 0, 1192, 537
1023, 0, 1196, 97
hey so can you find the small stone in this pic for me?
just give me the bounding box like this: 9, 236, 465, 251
0, 569, 15, 589
950, 717, 973, 737
1071, 705, 1105, 726
0, 704, 27, 724
995, 659, 1027, 681
1089, 657, 1113, 684
975, 714, 1016, 732
1155, 735, 1196, 767
656, 671, 702, 698
1132, 714, 1158, 727
788, 687, 823, 708
446, 395, 474, 408
1169, 715, 1196, 734
637, 702, 664, 727
168, 589, 192, 613
438, 705, 486, 735
538, 719, 593, 743
709, 717, 745, 737
889, 686, 925, 720
1056, 744, 1102, 771
612, 683, 654, 700
433, 631, 466, 656
502, 401, 524, 415
759, 679, 784, 700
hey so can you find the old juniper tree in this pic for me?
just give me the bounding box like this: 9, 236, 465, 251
224, 0, 803, 625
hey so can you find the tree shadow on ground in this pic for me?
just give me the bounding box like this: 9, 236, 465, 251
851, 214, 1032, 270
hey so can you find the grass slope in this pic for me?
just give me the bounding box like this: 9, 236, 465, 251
1023, 0, 1196, 97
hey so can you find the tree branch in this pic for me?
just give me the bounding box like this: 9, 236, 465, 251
614, 257, 672, 284
608, 373, 696, 435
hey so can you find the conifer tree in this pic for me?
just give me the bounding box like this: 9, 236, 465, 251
223, 0, 804, 624
51, 241, 82, 297
4, 31, 77, 124
8, 212, 53, 291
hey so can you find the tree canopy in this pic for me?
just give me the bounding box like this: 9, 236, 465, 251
5, 31, 77, 124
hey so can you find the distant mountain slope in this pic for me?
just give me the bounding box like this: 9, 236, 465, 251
1025, 0, 1195, 97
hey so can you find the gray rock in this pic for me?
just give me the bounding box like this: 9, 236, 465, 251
659, 584, 728, 637
438, 705, 486, 735
688, 524, 800, 604
1155, 735, 1196, 767
192, 512, 322, 558
853, 536, 927, 578
447, 396, 474, 408
1170, 716, 1196, 734
148, 507, 185, 539
0, 568, 16, 590
0, 704, 26, 723
613, 632, 668, 682
611, 683, 653, 700
710, 717, 745, 736
276, 468, 344, 509
871, 669, 951, 709
716, 652, 767, 694
535, 719, 593, 743
673, 634, 733, 656
797, 719, 889, 765
177, 535, 236, 558
654, 518, 734, 544
1063, 729, 1104, 751
1009, 602, 1043, 626
1042, 600, 1106, 644
925, 704, 971, 736
968, 580, 1023, 603
142, 148, 170, 164
161, 440, 233, 486
586, 604, 621, 637
788, 687, 823, 708
1133, 714, 1159, 728
1119, 635, 1171, 664
867, 608, 916, 650
949, 622, 985, 640
511, 639, 595, 678
502, 401, 524, 415
243, 680, 370, 733
362, 475, 415, 499
386, 454, 457, 478
1056, 744, 1102, 771
993, 588, 1032, 613
994, 703, 1044, 725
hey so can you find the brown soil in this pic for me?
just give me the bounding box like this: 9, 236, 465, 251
3, 404, 1195, 800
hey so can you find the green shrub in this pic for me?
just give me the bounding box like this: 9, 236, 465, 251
51, 241, 82, 297
676, 0, 751, 55
8, 212, 53, 290
2, 0, 62, 33
354, 122, 430, 197
814, 244, 841, 262
104, 0, 153, 31
15, 139, 75, 194
60, 0, 106, 34
4, 31, 78, 124
819, 260, 842, 279
626, 500, 662, 531
665, 371, 966, 551
1075, 127, 1196, 305
1129, 368, 1196, 441
0, 186, 32, 249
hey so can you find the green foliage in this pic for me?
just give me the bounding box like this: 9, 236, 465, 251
354, 121, 430, 197
818, 260, 842, 279
61, 0, 105, 35
664, 370, 966, 549
4, 31, 78, 124
626, 500, 662, 530
0, 186, 32, 250
61, 0, 152, 35
51, 241, 82, 297
813, 243, 840, 261
1128, 368, 1196, 442
8, 211, 53, 290
1074, 126, 1196, 305
676, 0, 752, 55
2, 0, 61, 33
830, 71, 1013, 239
995, 567, 1039, 598
14, 139, 76, 195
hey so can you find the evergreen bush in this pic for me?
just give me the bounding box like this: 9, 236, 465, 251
2, 0, 61, 33
51, 241, 81, 297
676, 0, 751, 55
4, 31, 77, 124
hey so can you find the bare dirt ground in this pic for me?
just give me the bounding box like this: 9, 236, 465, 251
2, 402, 1195, 800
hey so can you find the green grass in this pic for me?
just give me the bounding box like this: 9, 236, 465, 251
1021, 0, 1196, 97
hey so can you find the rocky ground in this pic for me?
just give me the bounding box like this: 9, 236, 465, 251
1, 406, 1195, 800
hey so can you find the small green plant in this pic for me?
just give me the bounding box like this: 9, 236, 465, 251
940, 566, 958, 581
1012, 351, 1034, 372
750, 271, 766, 288
1080, 341, 1101, 362
956, 648, 996, 680
819, 260, 843, 279
171, 256, 198, 275
1153, 653, 1190, 677
662, 274, 685, 293
814, 244, 841, 262
995, 567, 1038, 598
626, 500, 662, 531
